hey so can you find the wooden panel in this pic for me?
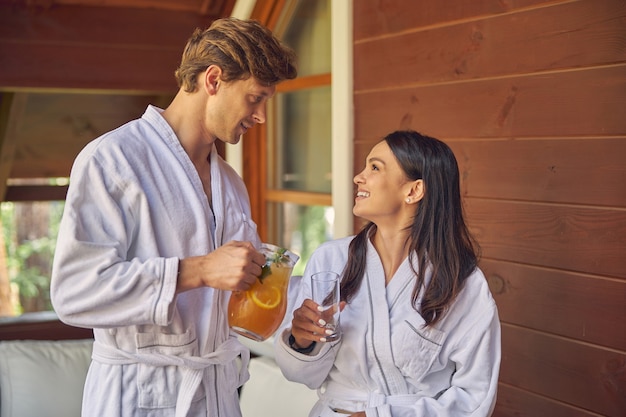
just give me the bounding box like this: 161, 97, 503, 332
0, 318, 93, 341
251, 0, 286, 30
277, 73, 332, 93
500, 324, 626, 416
50, 0, 233, 15
465, 199, 626, 279
355, 0, 626, 90
482, 259, 625, 350
0, 4, 214, 91
0, 93, 25, 199
265, 189, 331, 206
450, 138, 626, 207
9, 92, 171, 179
357, 137, 626, 207
4, 185, 69, 202
354, 65, 626, 140
0, 43, 180, 93
494, 383, 605, 417
352, 0, 626, 414
353, 0, 562, 40
0, 3, 213, 46
243, 123, 268, 240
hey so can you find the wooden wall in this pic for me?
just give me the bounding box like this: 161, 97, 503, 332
352, 0, 626, 415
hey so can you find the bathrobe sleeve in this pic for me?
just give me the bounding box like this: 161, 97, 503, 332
274, 239, 351, 389
51, 140, 179, 329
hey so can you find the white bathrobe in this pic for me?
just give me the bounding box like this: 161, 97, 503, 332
275, 237, 501, 417
51, 105, 260, 417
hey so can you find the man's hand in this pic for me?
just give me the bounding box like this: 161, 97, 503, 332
176, 241, 266, 293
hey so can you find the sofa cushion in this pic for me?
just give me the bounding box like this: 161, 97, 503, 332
0, 339, 93, 417
240, 355, 317, 417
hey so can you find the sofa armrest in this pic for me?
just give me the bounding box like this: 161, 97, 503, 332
0, 338, 93, 417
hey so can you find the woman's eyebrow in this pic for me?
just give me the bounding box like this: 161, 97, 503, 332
367, 156, 385, 165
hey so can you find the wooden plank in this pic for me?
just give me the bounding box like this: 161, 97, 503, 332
357, 137, 626, 208
251, 0, 286, 30
8, 92, 170, 179
54, 0, 207, 14
0, 93, 27, 200
0, 3, 213, 45
494, 383, 605, 417
0, 4, 214, 91
500, 324, 626, 416
201, 0, 236, 16
4, 185, 69, 202
465, 199, 626, 279
354, 0, 565, 40
482, 259, 625, 350
277, 73, 332, 93
243, 123, 266, 240
0, 42, 180, 93
265, 189, 331, 206
354, 65, 626, 140
0, 318, 93, 341
449, 138, 626, 207
355, 0, 626, 90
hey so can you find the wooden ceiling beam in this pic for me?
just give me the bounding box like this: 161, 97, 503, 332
0, 93, 27, 201
4, 184, 69, 202
0, 4, 218, 93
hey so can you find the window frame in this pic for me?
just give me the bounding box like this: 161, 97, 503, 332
236, 0, 353, 242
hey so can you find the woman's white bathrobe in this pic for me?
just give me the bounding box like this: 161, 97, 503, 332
51, 105, 260, 417
275, 237, 501, 417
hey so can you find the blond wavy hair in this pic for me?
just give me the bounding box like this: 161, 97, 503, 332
175, 17, 297, 92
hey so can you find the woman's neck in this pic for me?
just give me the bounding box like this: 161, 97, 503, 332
371, 228, 411, 285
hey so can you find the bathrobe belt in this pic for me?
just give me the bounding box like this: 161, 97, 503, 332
319, 382, 422, 413
92, 338, 250, 417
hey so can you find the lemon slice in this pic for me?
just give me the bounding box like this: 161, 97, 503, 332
249, 286, 281, 310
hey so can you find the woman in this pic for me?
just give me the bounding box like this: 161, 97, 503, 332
274, 130, 501, 416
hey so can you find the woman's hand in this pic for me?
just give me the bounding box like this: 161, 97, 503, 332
290, 299, 346, 348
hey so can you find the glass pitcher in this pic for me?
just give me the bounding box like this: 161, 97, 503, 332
228, 243, 299, 341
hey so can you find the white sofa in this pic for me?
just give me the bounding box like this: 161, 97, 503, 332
0, 336, 316, 417
239, 337, 318, 417
0, 276, 317, 417
0, 338, 93, 417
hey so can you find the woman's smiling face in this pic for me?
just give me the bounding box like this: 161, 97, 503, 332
353, 140, 416, 225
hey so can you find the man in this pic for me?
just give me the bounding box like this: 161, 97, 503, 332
51, 18, 297, 417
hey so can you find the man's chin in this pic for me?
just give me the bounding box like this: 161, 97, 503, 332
217, 134, 242, 145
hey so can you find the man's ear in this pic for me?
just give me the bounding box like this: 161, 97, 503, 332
407, 179, 425, 203
203, 65, 222, 95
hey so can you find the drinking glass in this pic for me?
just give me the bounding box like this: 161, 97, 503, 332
311, 271, 341, 342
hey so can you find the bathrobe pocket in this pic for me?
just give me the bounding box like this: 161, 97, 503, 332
135, 330, 205, 409
395, 320, 445, 381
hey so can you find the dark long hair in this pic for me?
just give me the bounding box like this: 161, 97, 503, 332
340, 130, 480, 326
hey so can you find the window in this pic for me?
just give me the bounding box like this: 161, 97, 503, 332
0, 178, 67, 317
245, 0, 333, 275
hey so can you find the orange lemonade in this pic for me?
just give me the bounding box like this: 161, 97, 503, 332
228, 244, 298, 341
